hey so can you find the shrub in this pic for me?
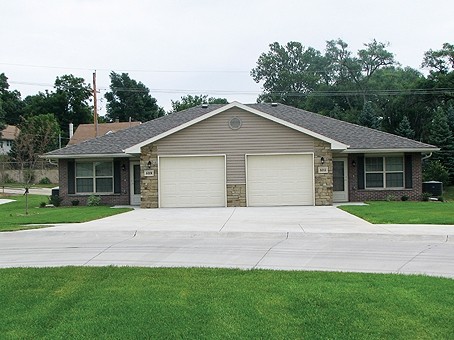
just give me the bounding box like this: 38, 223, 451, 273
385, 194, 397, 202
438, 196, 445, 202
39, 202, 47, 208
401, 195, 409, 201
87, 195, 101, 206
421, 192, 432, 202
71, 199, 80, 206
39, 177, 51, 185
423, 160, 449, 187
48, 195, 62, 207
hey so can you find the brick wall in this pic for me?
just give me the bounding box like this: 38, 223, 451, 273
348, 153, 423, 201
58, 159, 130, 206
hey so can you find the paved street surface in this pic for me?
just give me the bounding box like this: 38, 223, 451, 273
0, 205, 453, 278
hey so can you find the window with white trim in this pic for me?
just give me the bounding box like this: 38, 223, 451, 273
75, 161, 113, 193
365, 156, 404, 189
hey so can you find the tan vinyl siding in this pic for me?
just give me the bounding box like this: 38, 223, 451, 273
155, 107, 315, 183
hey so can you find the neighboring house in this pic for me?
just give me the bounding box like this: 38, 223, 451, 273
0, 125, 20, 155
68, 121, 141, 145
45, 102, 438, 208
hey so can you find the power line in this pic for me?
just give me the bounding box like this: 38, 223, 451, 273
0, 62, 249, 74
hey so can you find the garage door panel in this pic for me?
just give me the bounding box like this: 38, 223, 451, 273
247, 154, 314, 206
160, 156, 225, 208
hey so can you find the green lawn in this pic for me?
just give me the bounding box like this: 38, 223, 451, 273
0, 195, 132, 231
340, 201, 454, 224
445, 185, 454, 201
0, 267, 452, 339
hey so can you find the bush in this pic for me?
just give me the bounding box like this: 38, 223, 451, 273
87, 195, 101, 206
48, 195, 62, 207
422, 192, 432, 201
39, 177, 51, 185
386, 194, 397, 202
71, 199, 80, 206
401, 195, 409, 201
423, 160, 450, 187
39, 202, 47, 208
438, 196, 445, 202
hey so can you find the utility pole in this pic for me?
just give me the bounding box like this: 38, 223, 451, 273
93, 71, 98, 137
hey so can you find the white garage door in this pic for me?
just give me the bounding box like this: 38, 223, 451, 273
247, 154, 314, 206
159, 156, 226, 208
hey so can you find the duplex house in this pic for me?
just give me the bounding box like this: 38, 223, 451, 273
45, 102, 437, 207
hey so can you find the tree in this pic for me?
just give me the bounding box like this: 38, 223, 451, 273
9, 114, 60, 185
395, 116, 415, 139
358, 101, 380, 129
104, 72, 164, 122
0, 73, 25, 126
250, 41, 328, 107
22, 75, 92, 139
423, 160, 450, 187
170, 95, 228, 112
427, 107, 454, 183
53, 75, 92, 136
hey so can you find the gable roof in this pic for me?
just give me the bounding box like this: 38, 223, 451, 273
1, 125, 20, 141
45, 102, 437, 159
68, 121, 141, 145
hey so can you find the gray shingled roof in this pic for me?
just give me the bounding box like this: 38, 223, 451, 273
45, 103, 436, 157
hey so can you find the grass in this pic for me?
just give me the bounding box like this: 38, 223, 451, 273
0, 194, 132, 231
0, 267, 452, 339
340, 201, 454, 224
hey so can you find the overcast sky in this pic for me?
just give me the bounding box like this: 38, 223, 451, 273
1, 0, 453, 114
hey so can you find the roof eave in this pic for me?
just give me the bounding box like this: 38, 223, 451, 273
43, 153, 133, 159
340, 147, 440, 154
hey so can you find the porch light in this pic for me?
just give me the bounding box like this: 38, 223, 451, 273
121, 164, 126, 171
352, 160, 356, 167
147, 160, 152, 169
320, 157, 325, 165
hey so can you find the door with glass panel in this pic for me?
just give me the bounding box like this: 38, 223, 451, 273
333, 159, 348, 202
130, 161, 141, 205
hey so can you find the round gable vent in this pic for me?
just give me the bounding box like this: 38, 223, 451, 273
228, 117, 242, 130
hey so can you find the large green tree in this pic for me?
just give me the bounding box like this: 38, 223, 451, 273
104, 72, 164, 122
0, 73, 24, 126
23, 75, 92, 139
9, 114, 60, 184
170, 95, 228, 112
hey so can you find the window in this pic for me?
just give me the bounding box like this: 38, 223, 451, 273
75, 161, 113, 193
365, 156, 404, 189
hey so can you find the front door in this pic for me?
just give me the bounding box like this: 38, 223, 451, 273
130, 162, 141, 205
333, 159, 348, 202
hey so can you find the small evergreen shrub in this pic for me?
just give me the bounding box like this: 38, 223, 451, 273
39, 202, 47, 208
71, 199, 80, 206
421, 192, 432, 202
48, 195, 62, 207
401, 195, 409, 201
39, 177, 51, 185
87, 195, 101, 206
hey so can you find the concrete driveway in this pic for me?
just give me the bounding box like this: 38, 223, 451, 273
0, 206, 453, 278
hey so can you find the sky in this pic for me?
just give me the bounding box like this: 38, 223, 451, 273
1, 0, 453, 115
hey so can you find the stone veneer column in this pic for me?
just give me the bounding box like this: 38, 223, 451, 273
314, 140, 333, 206
227, 184, 246, 207
140, 144, 159, 208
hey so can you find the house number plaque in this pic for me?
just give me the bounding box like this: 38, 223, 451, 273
144, 169, 155, 177
317, 166, 328, 174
